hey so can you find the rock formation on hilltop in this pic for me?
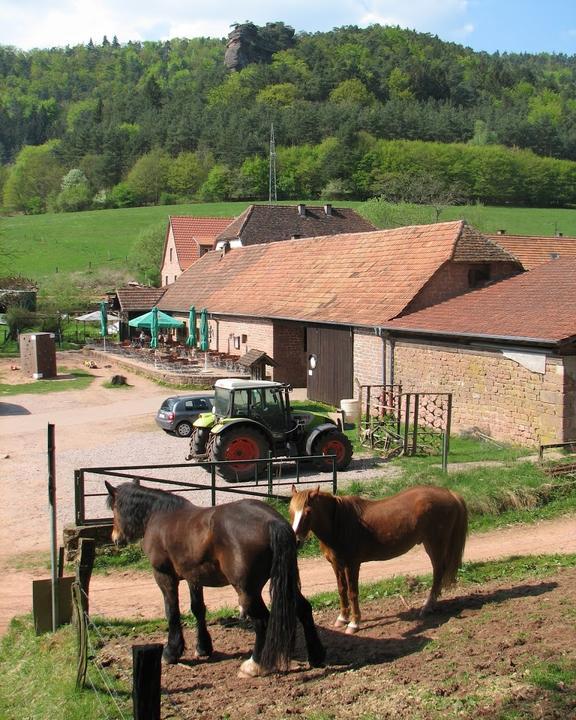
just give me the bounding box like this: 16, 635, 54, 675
224, 22, 295, 71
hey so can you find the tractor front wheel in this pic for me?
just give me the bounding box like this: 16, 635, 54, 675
313, 431, 353, 472
210, 426, 269, 482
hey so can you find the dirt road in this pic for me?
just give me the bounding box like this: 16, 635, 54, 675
1, 352, 575, 636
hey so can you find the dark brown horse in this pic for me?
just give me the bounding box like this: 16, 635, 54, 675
290, 485, 468, 634
106, 481, 325, 677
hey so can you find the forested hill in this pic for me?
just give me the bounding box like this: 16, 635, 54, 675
1, 23, 576, 213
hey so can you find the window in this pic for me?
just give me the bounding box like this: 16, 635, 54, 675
233, 336, 241, 350
468, 264, 490, 288
169, 248, 173, 262
165, 275, 169, 285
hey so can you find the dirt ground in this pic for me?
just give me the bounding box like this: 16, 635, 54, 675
100, 567, 576, 720
2, 352, 576, 718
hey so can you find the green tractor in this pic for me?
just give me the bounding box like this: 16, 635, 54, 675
187, 379, 353, 482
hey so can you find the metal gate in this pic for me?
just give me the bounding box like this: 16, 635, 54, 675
358, 384, 452, 470
307, 326, 353, 406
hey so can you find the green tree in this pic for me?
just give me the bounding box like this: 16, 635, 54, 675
3, 141, 63, 214
56, 168, 92, 212
198, 164, 232, 201
125, 148, 171, 204
128, 223, 165, 285
329, 79, 375, 106
167, 151, 211, 198
256, 83, 299, 108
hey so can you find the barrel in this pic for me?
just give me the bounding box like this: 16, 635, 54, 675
340, 398, 360, 428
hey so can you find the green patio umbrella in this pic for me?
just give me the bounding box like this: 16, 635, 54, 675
185, 306, 197, 348
199, 308, 209, 352
150, 306, 159, 349
128, 309, 184, 329
99, 301, 108, 337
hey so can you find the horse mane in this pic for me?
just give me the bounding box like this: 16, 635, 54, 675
318, 491, 369, 552
108, 482, 190, 542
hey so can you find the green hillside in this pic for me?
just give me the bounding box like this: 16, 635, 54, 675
2, 202, 575, 285
2, 22, 576, 215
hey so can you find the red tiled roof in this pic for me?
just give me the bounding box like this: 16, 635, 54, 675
168, 216, 233, 271
487, 234, 576, 270
385, 257, 576, 343
160, 221, 516, 326
116, 285, 166, 312
214, 204, 376, 247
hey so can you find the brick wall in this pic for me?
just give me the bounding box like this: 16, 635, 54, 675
273, 322, 307, 386
393, 339, 567, 446
403, 261, 520, 315
211, 316, 274, 357
353, 330, 384, 397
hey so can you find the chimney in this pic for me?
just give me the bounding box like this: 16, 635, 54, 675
556, 232, 563, 237
291, 234, 302, 239
497, 229, 506, 235
297, 203, 306, 217
324, 203, 332, 216
220, 240, 231, 258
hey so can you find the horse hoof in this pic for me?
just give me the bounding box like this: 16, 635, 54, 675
345, 623, 359, 635
194, 650, 211, 660
334, 617, 349, 629
237, 657, 264, 678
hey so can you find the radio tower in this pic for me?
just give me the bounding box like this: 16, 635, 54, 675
269, 123, 277, 204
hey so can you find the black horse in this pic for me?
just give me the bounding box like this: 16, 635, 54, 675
105, 481, 325, 677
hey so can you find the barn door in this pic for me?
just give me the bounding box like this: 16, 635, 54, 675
307, 326, 353, 406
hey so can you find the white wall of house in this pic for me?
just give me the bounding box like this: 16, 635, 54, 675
160, 226, 182, 287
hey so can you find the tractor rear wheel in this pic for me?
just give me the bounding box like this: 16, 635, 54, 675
210, 426, 269, 482
313, 431, 353, 472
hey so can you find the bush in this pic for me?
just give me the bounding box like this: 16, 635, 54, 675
5, 306, 35, 340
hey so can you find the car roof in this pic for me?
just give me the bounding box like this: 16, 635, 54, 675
167, 393, 214, 401
214, 379, 284, 391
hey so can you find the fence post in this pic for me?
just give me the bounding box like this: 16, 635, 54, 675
74, 538, 95, 623
442, 394, 452, 473
267, 452, 273, 497
72, 582, 88, 689
332, 456, 337, 494
132, 644, 163, 720
74, 470, 85, 526
210, 464, 216, 506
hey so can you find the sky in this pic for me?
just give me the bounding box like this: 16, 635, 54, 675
0, 0, 574, 55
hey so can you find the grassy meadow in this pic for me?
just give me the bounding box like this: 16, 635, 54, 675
2, 201, 576, 285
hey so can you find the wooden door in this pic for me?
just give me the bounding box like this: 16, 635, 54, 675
306, 326, 353, 406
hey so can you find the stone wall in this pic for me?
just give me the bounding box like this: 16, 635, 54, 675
393, 339, 567, 446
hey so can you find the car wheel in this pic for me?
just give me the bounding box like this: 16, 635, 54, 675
175, 420, 193, 438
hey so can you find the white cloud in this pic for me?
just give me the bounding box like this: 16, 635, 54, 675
358, 0, 470, 34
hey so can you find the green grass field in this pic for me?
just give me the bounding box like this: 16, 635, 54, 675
2, 201, 575, 284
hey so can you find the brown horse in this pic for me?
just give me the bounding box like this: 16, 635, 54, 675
290, 485, 468, 634
106, 481, 325, 677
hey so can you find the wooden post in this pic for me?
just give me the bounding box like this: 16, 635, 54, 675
73, 582, 88, 688
132, 644, 163, 720
74, 538, 95, 623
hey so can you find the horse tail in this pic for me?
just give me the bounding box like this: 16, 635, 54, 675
260, 520, 298, 672
442, 491, 469, 589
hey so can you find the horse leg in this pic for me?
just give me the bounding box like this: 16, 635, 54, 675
296, 591, 326, 668
344, 563, 361, 634
187, 582, 213, 659
421, 539, 444, 614
332, 561, 351, 629
154, 570, 184, 663
236, 590, 270, 679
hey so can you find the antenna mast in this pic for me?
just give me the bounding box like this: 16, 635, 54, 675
269, 123, 277, 204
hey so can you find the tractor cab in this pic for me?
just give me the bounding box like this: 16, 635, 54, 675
213, 379, 292, 438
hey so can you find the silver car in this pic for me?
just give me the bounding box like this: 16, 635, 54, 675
155, 394, 214, 437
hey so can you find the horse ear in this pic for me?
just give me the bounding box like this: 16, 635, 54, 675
105, 480, 116, 499
310, 485, 320, 499
291, 484, 298, 497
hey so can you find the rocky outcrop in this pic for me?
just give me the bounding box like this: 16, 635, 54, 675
224, 22, 295, 71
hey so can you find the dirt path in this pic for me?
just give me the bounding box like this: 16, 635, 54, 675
1, 351, 575, 637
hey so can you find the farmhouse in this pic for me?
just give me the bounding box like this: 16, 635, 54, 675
110, 284, 166, 341
213, 203, 376, 250
155, 220, 576, 445
160, 216, 232, 286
